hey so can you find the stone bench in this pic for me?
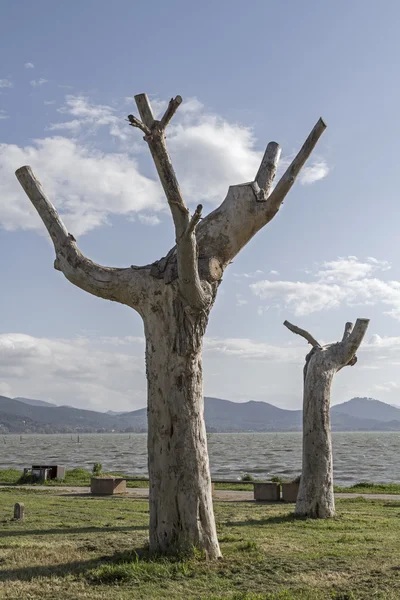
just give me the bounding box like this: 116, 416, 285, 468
253, 482, 280, 502
281, 482, 299, 503
90, 477, 127, 495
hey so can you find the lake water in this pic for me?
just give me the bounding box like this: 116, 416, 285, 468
1, 432, 400, 485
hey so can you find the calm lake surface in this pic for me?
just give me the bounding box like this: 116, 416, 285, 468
1, 432, 399, 485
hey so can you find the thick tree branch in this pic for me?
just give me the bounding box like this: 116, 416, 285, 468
283, 320, 321, 348
128, 94, 210, 310
265, 118, 327, 217
15, 166, 148, 309
254, 142, 281, 200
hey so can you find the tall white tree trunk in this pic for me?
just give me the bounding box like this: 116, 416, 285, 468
284, 319, 369, 519
144, 298, 220, 557
16, 92, 326, 557
297, 350, 335, 518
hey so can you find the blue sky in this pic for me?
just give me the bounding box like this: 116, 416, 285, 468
1, 1, 400, 411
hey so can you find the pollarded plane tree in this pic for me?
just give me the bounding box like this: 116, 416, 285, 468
284, 318, 370, 519
16, 93, 326, 558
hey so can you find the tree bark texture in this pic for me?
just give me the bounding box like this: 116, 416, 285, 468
144, 289, 219, 556
16, 93, 326, 557
284, 319, 370, 519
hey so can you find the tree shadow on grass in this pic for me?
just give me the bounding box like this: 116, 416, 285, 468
0, 546, 149, 582
0, 524, 147, 537
222, 513, 296, 527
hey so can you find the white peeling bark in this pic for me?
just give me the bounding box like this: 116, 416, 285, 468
16, 91, 326, 558
284, 318, 370, 518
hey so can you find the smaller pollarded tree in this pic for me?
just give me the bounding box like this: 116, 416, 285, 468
284, 318, 370, 518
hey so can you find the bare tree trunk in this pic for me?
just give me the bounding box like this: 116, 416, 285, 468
297, 350, 335, 518
284, 319, 369, 518
144, 294, 220, 557
16, 92, 326, 557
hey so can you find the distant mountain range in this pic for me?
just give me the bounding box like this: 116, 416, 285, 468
1, 395, 400, 434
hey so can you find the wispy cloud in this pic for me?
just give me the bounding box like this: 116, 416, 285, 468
50, 95, 127, 140
234, 270, 264, 279
299, 160, 330, 185
0, 110, 9, 120
138, 214, 161, 226
236, 294, 248, 307
0, 333, 145, 411
251, 256, 400, 320
44, 100, 56, 105
0, 79, 13, 88
204, 336, 304, 362
24, 62, 35, 69
30, 78, 48, 87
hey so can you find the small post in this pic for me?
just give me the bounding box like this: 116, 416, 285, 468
14, 502, 25, 521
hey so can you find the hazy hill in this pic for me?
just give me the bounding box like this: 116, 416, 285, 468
332, 397, 400, 422
203, 397, 302, 432
1, 394, 400, 433
14, 397, 56, 408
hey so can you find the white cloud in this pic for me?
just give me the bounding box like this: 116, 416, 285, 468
374, 381, 400, 393
300, 160, 329, 185
0, 333, 145, 411
50, 95, 127, 140
30, 78, 48, 87
0, 92, 330, 236
48, 119, 82, 132
0, 136, 164, 235
99, 336, 145, 346
0, 110, 8, 120
138, 213, 161, 226
236, 294, 248, 306
317, 256, 390, 282
251, 256, 400, 320
204, 336, 304, 362
234, 270, 263, 279
24, 62, 35, 69
44, 100, 56, 105
0, 79, 13, 88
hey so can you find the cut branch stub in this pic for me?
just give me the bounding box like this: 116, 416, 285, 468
255, 142, 281, 200
127, 114, 151, 136
160, 96, 182, 129
341, 318, 370, 366
134, 93, 155, 128
342, 322, 353, 341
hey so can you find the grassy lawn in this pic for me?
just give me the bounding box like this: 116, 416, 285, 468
1, 489, 400, 599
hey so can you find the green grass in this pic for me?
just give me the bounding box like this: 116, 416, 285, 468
334, 481, 400, 494
1, 488, 400, 599
2, 469, 400, 495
